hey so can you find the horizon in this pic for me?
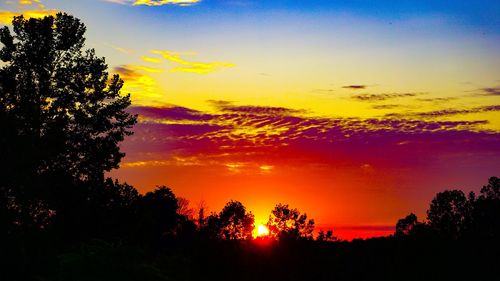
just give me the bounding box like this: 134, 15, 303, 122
2, 0, 499, 240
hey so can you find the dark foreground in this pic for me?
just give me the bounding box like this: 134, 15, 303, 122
2, 235, 499, 281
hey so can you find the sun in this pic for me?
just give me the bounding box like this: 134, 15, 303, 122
256, 224, 270, 237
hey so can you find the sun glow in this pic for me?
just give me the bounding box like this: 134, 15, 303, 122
256, 224, 270, 237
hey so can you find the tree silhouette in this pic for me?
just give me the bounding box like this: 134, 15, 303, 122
395, 213, 419, 237
479, 177, 500, 200
471, 177, 500, 238
177, 197, 195, 220
427, 190, 472, 239
267, 203, 315, 241
0, 13, 136, 231
205, 201, 254, 240
317, 229, 336, 242
137, 186, 179, 240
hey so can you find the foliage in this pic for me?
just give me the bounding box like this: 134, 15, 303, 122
137, 186, 179, 240
267, 203, 315, 241
470, 177, 500, 239
204, 200, 254, 240
479, 176, 500, 200
426, 190, 472, 239
317, 229, 336, 242
395, 213, 419, 237
0, 13, 136, 231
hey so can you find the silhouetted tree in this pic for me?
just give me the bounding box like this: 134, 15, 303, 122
267, 203, 315, 241
204, 201, 254, 240
470, 177, 500, 239
0, 13, 136, 231
137, 186, 179, 241
395, 213, 419, 237
427, 190, 472, 239
317, 229, 336, 242
479, 177, 500, 200
177, 197, 194, 220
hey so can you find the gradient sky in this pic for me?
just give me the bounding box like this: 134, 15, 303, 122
2, 0, 499, 239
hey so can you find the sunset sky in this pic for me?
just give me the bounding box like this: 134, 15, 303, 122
2, 0, 499, 239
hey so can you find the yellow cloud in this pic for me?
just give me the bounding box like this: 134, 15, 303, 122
0, 0, 56, 24
142, 56, 162, 63
133, 0, 201, 6
0, 9, 57, 24
113, 65, 164, 103
151, 50, 235, 74
132, 65, 164, 73
105, 0, 201, 6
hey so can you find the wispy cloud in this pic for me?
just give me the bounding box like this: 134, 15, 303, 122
208, 100, 305, 116
342, 85, 367, 90
142, 56, 162, 63
417, 97, 458, 103
151, 50, 235, 74
104, 42, 135, 55
120, 102, 500, 172
106, 0, 201, 7
386, 105, 500, 119
479, 87, 500, 96
372, 104, 401, 110
351, 92, 422, 102
18, 0, 42, 6
113, 65, 163, 102
0, 0, 57, 24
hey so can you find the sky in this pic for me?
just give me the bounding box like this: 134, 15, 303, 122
1, 0, 500, 239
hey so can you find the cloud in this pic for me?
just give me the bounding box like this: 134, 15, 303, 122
104, 42, 135, 55
351, 92, 421, 102
386, 105, 500, 119
417, 97, 458, 103
151, 50, 235, 74
131, 65, 164, 73
18, 0, 42, 6
342, 85, 367, 90
415, 105, 500, 118
480, 87, 500, 96
0, 0, 57, 24
142, 56, 162, 63
208, 100, 305, 116
129, 105, 212, 122
372, 104, 401, 110
113, 65, 163, 102
106, 0, 201, 7
120, 102, 500, 172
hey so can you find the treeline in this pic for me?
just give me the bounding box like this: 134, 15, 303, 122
395, 176, 500, 241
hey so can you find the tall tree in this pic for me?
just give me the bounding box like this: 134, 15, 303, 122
471, 177, 500, 238
427, 190, 472, 239
267, 203, 315, 241
0, 13, 136, 230
137, 186, 179, 240
204, 201, 254, 240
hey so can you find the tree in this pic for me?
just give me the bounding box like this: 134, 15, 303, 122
479, 177, 500, 200
395, 213, 419, 237
177, 197, 194, 220
137, 186, 179, 240
427, 190, 472, 239
204, 201, 254, 240
471, 177, 500, 239
317, 229, 336, 242
0, 13, 136, 230
267, 203, 315, 241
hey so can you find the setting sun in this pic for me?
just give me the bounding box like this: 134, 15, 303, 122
256, 224, 270, 237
